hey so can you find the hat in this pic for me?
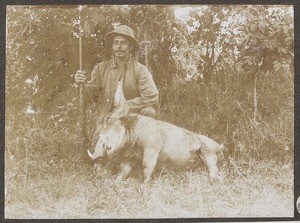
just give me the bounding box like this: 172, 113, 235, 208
105, 25, 139, 49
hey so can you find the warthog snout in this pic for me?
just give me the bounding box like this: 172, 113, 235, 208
87, 133, 107, 160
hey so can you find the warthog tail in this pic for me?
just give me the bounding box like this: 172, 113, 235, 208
216, 143, 226, 160
218, 143, 225, 152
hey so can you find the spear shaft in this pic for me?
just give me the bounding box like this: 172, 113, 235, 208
79, 20, 88, 148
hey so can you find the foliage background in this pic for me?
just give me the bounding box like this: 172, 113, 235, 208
5, 5, 294, 218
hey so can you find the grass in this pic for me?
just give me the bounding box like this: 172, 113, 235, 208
5, 142, 293, 219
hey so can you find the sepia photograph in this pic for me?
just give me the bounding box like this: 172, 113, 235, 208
5, 4, 294, 219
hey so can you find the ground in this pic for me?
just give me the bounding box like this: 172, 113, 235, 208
5, 153, 293, 219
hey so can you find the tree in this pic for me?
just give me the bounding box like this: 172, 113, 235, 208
235, 5, 294, 123
6, 6, 79, 113
6, 5, 179, 118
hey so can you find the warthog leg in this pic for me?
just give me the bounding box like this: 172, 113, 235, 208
142, 147, 160, 185
202, 152, 219, 180
116, 162, 132, 182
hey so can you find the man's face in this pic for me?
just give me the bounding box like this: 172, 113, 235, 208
112, 35, 133, 59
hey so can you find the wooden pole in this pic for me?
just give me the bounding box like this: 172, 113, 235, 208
79, 13, 88, 149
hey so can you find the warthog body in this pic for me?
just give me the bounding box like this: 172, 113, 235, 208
88, 114, 224, 184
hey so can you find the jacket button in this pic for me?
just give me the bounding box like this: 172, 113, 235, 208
107, 99, 109, 102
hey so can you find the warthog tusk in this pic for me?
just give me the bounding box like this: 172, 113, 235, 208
87, 149, 96, 160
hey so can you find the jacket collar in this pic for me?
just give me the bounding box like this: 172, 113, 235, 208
110, 55, 133, 69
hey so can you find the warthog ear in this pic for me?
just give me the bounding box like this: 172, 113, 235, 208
103, 113, 111, 120
103, 112, 117, 124
111, 104, 130, 119
120, 115, 138, 130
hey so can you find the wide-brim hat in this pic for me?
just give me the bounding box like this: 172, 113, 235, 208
105, 25, 139, 50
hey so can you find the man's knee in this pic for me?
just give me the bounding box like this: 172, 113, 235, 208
139, 106, 157, 118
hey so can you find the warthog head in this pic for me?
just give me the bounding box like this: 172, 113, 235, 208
87, 115, 126, 160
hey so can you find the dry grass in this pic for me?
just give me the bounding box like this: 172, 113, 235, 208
5, 148, 293, 219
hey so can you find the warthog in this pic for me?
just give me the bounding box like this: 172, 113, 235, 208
88, 114, 224, 184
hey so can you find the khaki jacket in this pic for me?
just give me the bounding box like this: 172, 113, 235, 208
86, 57, 159, 120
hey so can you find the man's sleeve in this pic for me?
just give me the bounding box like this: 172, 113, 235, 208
85, 63, 103, 104
86, 63, 102, 90
124, 65, 159, 110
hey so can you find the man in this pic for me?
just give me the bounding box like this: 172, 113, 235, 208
75, 25, 158, 119
74, 25, 159, 144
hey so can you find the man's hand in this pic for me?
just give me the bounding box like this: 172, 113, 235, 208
74, 70, 86, 83
111, 103, 130, 118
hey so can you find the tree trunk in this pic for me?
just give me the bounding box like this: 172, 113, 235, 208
144, 30, 149, 67
253, 67, 259, 124
253, 72, 258, 122
135, 26, 141, 62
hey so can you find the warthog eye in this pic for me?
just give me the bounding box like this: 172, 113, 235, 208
98, 133, 106, 142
